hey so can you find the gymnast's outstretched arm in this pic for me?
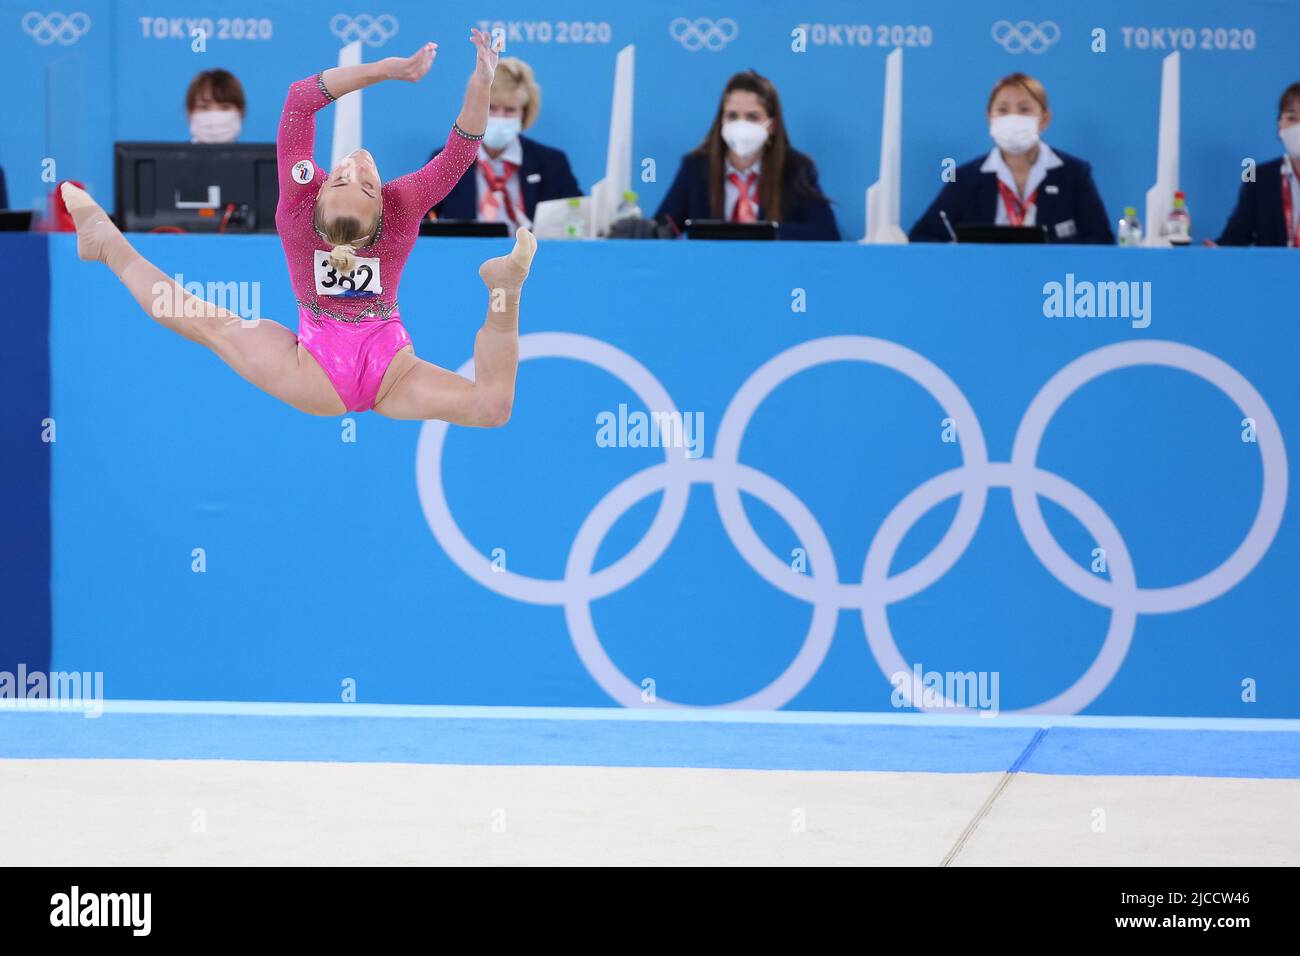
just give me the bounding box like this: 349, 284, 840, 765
453, 27, 498, 135
320, 42, 438, 100
387, 28, 499, 216
310, 28, 493, 119
276, 43, 442, 218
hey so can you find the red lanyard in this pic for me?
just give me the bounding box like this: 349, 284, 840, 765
1283, 172, 1298, 248
478, 159, 521, 224
997, 179, 1037, 227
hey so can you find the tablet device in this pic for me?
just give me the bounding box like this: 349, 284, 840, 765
954, 224, 1049, 244
684, 219, 778, 240
419, 219, 511, 238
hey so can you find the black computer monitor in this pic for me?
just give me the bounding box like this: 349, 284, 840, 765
114, 142, 279, 233
0, 211, 32, 232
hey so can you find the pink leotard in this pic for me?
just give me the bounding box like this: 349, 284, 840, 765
276, 73, 479, 411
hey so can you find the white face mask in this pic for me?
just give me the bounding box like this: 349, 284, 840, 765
190, 109, 241, 144
1280, 124, 1300, 160
990, 113, 1040, 155
721, 119, 769, 160
483, 116, 522, 152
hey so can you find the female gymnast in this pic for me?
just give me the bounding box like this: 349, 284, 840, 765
63, 27, 535, 425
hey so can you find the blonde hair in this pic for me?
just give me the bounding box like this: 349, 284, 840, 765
312, 206, 376, 274
987, 72, 1049, 114
492, 57, 542, 129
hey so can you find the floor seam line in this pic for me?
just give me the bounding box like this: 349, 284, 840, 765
940, 727, 1050, 867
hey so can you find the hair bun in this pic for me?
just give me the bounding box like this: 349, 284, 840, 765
329, 243, 356, 274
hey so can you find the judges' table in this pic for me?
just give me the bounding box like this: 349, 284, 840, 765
15, 234, 1300, 715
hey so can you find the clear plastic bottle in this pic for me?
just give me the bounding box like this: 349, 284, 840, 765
613, 190, 642, 223
1117, 206, 1142, 246
563, 197, 587, 238
1164, 191, 1191, 246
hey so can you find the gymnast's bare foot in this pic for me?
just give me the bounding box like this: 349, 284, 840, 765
61, 183, 139, 274
478, 227, 536, 292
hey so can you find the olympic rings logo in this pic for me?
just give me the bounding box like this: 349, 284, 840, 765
416, 334, 1287, 714
991, 19, 1060, 54
22, 11, 91, 45
330, 13, 398, 48
669, 17, 739, 52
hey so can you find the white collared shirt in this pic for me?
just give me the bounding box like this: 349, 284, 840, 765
725, 160, 761, 220
1283, 156, 1299, 244
981, 142, 1064, 226
475, 137, 531, 228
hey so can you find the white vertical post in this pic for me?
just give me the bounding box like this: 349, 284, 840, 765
590, 44, 635, 237
331, 40, 364, 170
863, 48, 907, 244
1143, 52, 1180, 247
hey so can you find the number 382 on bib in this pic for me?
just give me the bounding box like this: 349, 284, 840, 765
314, 253, 383, 296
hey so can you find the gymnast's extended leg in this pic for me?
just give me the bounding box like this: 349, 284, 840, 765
372, 227, 536, 425
61, 183, 345, 416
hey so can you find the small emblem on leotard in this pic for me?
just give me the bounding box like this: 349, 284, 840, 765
291, 160, 315, 184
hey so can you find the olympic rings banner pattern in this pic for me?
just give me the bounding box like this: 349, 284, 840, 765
40, 235, 1300, 716
5, 0, 1300, 242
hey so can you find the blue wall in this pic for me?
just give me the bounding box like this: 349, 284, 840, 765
5, 0, 1300, 240
32, 234, 1298, 715
0, 236, 51, 675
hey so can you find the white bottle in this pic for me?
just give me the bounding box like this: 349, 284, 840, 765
563, 197, 587, 238
1164, 191, 1191, 246
1117, 206, 1142, 246
613, 190, 642, 223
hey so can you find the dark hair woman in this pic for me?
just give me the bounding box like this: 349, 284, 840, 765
1214, 81, 1300, 246
185, 68, 247, 143
655, 70, 840, 241
909, 72, 1113, 244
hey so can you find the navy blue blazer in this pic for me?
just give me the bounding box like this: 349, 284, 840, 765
428, 134, 581, 221
654, 149, 841, 241
910, 148, 1114, 244
1216, 157, 1291, 246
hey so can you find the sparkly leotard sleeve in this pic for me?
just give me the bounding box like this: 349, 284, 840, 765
275, 73, 481, 322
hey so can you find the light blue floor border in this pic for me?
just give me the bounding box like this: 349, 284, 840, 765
4, 699, 1298, 730
1, 702, 1297, 778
